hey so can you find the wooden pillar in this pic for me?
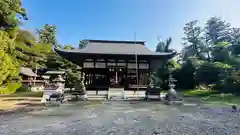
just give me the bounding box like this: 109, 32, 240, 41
105, 58, 109, 88
93, 58, 96, 88
147, 59, 150, 85
115, 69, 118, 83
126, 59, 129, 89
137, 59, 140, 87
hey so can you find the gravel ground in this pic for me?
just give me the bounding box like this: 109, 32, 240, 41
0, 100, 240, 135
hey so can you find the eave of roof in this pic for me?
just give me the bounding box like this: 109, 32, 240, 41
20, 67, 37, 77
54, 47, 176, 56
53, 39, 177, 57
86, 39, 146, 45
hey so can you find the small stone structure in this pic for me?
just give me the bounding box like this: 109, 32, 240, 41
41, 74, 65, 104
164, 75, 183, 105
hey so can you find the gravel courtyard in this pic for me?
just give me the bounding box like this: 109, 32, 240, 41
0, 100, 240, 135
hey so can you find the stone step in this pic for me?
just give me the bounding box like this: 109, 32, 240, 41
109, 92, 123, 94
109, 97, 124, 99
109, 88, 124, 91
87, 95, 107, 100
88, 95, 107, 99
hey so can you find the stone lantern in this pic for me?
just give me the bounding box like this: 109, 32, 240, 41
165, 74, 183, 104
52, 75, 65, 94
41, 74, 65, 104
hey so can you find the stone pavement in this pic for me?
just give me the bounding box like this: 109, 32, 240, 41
0, 101, 240, 135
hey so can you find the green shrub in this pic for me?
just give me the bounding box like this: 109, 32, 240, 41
17, 85, 31, 92
215, 70, 240, 94
0, 91, 44, 97
0, 83, 22, 94
15, 91, 43, 97
173, 58, 197, 89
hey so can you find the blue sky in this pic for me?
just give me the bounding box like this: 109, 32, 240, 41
22, 0, 240, 51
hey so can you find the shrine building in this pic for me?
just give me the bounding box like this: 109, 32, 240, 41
54, 40, 176, 97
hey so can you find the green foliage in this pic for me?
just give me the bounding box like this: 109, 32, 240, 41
205, 17, 231, 44
173, 17, 240, 94
203, 93, 240, 105
182, 20, 203, 59
0, 0, 82, 95
65, 64, 81, 90
44, 44, 82, 90
214, 70, 240, 94
76, 72, 86, 95
183, 89, 217, 97
155, 37, 172, 52
173, 58, 197, 89
0, 91, 43, 97
37, 24, 57, 46
168, 59, 180, 69
17, 84, 31, 92
0, 31, 19, 86
0, 1, 26, 91
195, 62, 231, 86
0, 82, 22, 94
0, 0, 27, 28
149, 72, 162, 88
64, 45, 75, 50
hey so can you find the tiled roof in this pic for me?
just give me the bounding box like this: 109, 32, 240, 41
54, 40, 176, 56
20, 67, 36, 77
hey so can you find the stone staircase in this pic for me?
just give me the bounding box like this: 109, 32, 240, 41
108, 88, 125, 100
86, 91, 108, 100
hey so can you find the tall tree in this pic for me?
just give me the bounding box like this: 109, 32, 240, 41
14, 29, 41, 67
0, 0, 27, 88
0, 30, 19, 86
0, 0, 27, 28
182, 20, 204, 59
37, 24, 57, 46
46, 44, 81, 90
205, 17, 231, 45
155, 37, 172, 52
230, 28, 240, 45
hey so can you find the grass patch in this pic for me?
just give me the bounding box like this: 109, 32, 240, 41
203, 93, 240, 105
0, 92, 43, 98
183, 89, 240, 105
183, 89, 218, 97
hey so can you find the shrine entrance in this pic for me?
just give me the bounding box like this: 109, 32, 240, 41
108, 67, 126, 88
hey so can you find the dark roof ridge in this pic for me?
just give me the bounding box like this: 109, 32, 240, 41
85, 39, 146, 45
